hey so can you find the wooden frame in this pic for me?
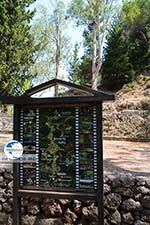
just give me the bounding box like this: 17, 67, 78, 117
0, 79, 115, 225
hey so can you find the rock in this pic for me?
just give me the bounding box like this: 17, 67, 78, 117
73, 200, 82, 214
104, 176, 111, 185
104, 184, 111, 194
27, 202, 40, 215
108, 210, 121, 224
82, 204, 98, 217
22, 215, 36, 225
41, 199, 62, 217
64, 208, 77, 224
141, 196, 150, 209
145, 179, 150, 188
4, 172, 13, 181
134, 220, 150, 225
2, 202, 12, 212
6, 190, 13, 198
104, 208, 109, 218
121, 198, 142, 211
136, 186, 150, 195
7, 216, 13, 225
112, 178, 122, 188
58, 199, 70, 205
38, 218, 63, 225
141, 209, 150, 223
104, 193, 121, 210
120, 175, 135, 187
114, 187, 133, 197
135, 194, 142, 201
0, 177, 4, 186
22, 198, 29, 207
0, 189, 7, 203
104, 218, 111, 225
82, 204, 98, 224
8, 181, 13, 190
136, 178, 146, 186
0, 204, 2, 211
121, 212, 134, 224
0, 168, 5, 174
0, 212, 7, 223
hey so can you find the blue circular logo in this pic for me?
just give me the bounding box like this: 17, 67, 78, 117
4, 140, 23, 159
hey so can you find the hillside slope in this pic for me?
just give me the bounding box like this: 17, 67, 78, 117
103, 75, 150, 141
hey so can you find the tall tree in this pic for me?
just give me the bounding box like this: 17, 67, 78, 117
0, 0, 36, 94
102, 0, 150, 88
69, 43, 92, 85
68, 0, 118, 89
31, 1, 70, 86
121, 0, 150, 73
102, 22, 135, 87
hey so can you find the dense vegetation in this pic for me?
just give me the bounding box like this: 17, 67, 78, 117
102, 0, 150, 88
0, 0, 36, 94
69, 0, 150, 89
0, 0, 149, 93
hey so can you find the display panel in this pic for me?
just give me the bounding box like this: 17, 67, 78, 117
40, 108, 75, 188
20, 105, 98, 191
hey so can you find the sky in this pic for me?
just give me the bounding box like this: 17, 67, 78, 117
30, 0, 84, 51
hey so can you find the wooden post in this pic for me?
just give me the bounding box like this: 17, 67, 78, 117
96, 102, 104, 225
13, 106, 21, 225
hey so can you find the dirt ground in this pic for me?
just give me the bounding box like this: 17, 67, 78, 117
104, 140, 150, 177
0, 133, 149, 177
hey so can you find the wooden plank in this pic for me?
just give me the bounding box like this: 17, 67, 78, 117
25, 78, 108, 96
0, 94, 115, 105
17, 189, 97, 200
96, 102, 104, 225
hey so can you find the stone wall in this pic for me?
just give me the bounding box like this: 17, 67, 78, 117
0, 168, 150, 225
103, 107, 150, 141
0, 113, 13, 133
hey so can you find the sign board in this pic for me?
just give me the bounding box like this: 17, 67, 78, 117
19, 106, 98, 191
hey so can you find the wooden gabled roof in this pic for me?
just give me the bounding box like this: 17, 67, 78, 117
25, 79, 99, 96
0, 79, 115, 105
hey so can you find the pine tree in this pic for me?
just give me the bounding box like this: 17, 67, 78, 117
102, 0, 150, 88
69, 43, 92, 86
0, 0, 36, 94
102, 23, 135, 88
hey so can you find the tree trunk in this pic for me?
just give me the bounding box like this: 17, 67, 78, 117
92, 22, 97, 90
55, 23, 61, 96
91, 0, 103, 90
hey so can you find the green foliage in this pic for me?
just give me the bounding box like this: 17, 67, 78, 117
0, 0, 36, 95
122, 0, 150, 73
68, 0, 119, 88
102, 0, 150, 88
69, 43, 92, 85
102, 22, 135, 86
69, 43, 85, 85
30, 1, 71, 82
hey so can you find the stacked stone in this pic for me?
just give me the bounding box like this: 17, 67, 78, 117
0, 169, 150, 225
0, 168, 13, 224
104, 175, 150, 225
0, 113, 13, 133
103, 105, 150, 141
22, 198, 98, 225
